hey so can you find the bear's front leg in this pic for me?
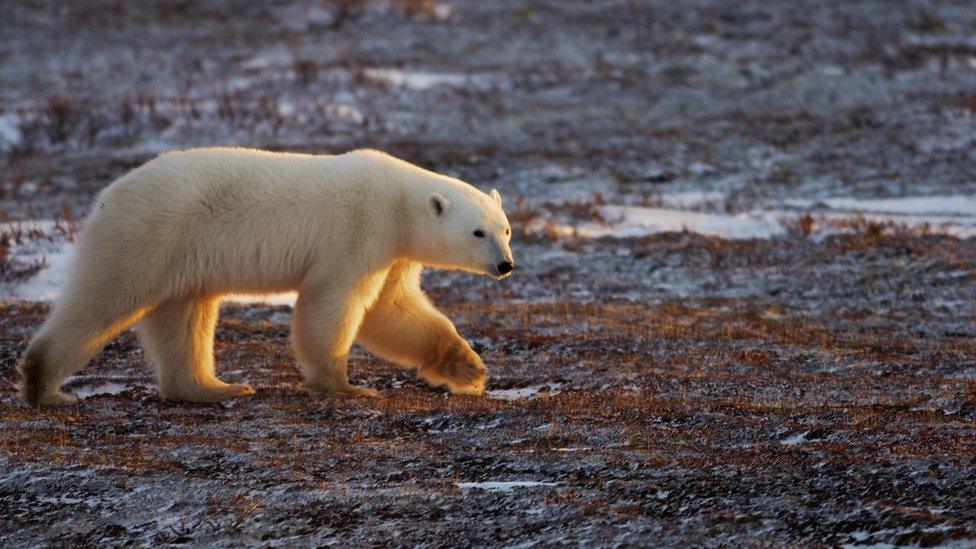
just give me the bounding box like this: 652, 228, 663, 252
417, 338, 487, 395
292, 279, 382, 398
356, 262, 489, 396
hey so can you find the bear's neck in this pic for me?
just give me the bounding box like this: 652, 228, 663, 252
397, 176, 459, 268
351, 150, 465, 268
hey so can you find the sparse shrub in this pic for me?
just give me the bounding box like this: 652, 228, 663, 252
293, 58, 318, 86
331, 0, 364, 29
54, 202, 77, 242
45, 96, 76, 143
0, 222, 48, 283
394, 0, 438, 19
781, 213, 817, 238
507, 196, 541, 228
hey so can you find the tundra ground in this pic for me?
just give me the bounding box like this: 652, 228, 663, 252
2, 0, 976, 545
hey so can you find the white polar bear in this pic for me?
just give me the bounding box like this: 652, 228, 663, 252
18, 148, 515, 406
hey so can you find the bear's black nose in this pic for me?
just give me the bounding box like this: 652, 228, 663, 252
497, 261, 514, 275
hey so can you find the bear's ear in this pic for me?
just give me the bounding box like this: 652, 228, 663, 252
428, 193, 451, 217
490, 188, 502, 206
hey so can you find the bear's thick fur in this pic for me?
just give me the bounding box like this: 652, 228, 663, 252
19, 148, 514, 406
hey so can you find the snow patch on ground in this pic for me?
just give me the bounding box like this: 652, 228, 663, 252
601, 206, 786, 240
656, 191, 728, 210
782, 209, 976, 238
362, 68, 490, 90
458, 481, 557, 492
10, 239, 75, 301
537, 206, 785, 240
780, 431, 812, 445
788, 195, 976, 217
534, 193, 976, 241
0, 112, 23, 151
72, 381, 148, 399
782, 194, 976, 238
240, 48, 293, 70
487, 384, 561, 401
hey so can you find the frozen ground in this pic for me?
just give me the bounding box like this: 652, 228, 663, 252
3, 0, 976, 546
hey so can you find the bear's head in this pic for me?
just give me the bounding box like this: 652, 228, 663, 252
416, 186, 515, 279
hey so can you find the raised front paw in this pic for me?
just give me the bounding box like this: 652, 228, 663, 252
418, 342, 488, 395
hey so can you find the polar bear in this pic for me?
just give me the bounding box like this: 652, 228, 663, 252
18, 148, 515, 406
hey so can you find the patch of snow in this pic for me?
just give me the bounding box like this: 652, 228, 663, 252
787, 195, 976, 217
840, 527, 969, 549
533, 194, 976, 241
36, 495, 88, 506
304, 6, 337, 26
241, 49, 293, 70
781, 431, 810, 445
657, 191, 727, 209
458, 481, 556, 492
588, 206, 787, 240
687, 161, 716, 176
363, 68, 485, 90
431, 2, 454, 20
268, 310, 293, 324
226, 76, 255, 92
0, 112, 23, 151
277, 100, 295, 117
746, 145, 791, 177
487, 384, 561, 401
9, 241, 74, 301
72, 382, 146, 399
905, 35, 976, 50
325, 102, 366, 125
815, 211, 976, 238
0, 220, 73, 301
949, 367, 976, 381
779, 194, 976, 238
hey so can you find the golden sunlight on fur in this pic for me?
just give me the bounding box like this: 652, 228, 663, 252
18, 148, 514, 406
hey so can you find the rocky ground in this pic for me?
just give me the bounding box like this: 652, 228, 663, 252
2, 0, 976, 546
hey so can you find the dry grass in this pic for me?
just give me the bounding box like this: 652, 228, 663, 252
2, 261, 974, 544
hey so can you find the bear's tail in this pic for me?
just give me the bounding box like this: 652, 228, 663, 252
18, 338, 49, 406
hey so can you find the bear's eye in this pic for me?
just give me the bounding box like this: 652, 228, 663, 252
473, 230, 485, 238
505, 228, 511, 236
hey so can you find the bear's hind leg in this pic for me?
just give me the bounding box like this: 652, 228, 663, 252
20, 295, 148, 407
139, 297, 254, 402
